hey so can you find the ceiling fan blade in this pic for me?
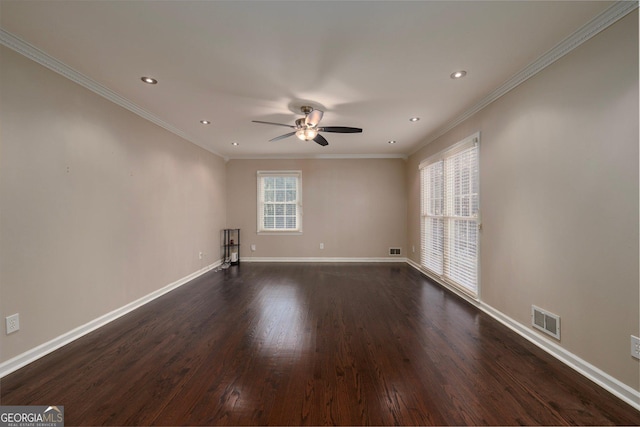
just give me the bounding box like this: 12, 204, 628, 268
313, 134, 329, 146
269, 132, 296, 142
305, 109, 324, 127
318, 126, 363, 133
252, 120, 295, 128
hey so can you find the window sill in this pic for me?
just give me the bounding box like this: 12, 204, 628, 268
257, 230, 303, 235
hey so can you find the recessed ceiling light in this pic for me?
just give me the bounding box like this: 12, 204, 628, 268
231, 142, 239, 146
450, 70, 467, 79
141, 76, 158, 84
200, 120, 211, 125
409, 117, 420, 122
388, 140, 397, 144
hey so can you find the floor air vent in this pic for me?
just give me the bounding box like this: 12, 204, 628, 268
532, 305, 560, 340
389, 248, 401, 256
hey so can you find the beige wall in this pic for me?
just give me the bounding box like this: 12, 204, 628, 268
0, 46, 227, 363
408, 12, 639, 389
226, 158, 407, 259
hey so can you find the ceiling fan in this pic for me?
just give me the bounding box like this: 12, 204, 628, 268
252, 106, 362, 146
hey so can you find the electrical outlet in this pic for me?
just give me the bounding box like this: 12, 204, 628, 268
319, 243, 324, 250
199, 251, 204, 260
251, 244, 256, 252
412, 245, 415, 253
6, 313, 19, 334
631, 335, 640, 360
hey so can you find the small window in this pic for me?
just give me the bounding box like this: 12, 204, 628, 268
257, 171, 302, 233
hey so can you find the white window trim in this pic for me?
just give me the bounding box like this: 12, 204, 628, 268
256, 170, 303, 234
419, 132, 481, 297
418, 132, 480, 169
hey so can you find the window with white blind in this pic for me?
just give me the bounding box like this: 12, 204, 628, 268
420, 133, 479, 295
257, 171, 302, 233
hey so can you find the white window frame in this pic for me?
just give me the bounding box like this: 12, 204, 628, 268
419, 132, 480, 297
257, 170, 303, 234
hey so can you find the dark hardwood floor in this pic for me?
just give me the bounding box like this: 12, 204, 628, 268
1, 263, 639, 425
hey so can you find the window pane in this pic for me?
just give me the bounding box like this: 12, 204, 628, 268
275, 190, 286, 202
264, 205, 274, 216
264, 217, 274, 229
285, 177, 296, 189
275, 177, 285, 189
265, 190, 275, 202
285, 204, 296, 215
275, 216, 285, 229
264, 177, 275, 190
445, 218, 478, 293
286, 217, 296, 229
286, 189, 297, 202
421, 217, 444, 275
425, 161, 443, 216
445, 146, 478, 218
431, 198, 443, 216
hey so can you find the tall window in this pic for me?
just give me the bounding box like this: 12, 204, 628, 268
420, 133, 479, 295
257, 171, 302, 233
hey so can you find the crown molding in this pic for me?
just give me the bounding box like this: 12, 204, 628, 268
0, 28, 225, 159
227, 153, 408, 161
410, 0, 639, 156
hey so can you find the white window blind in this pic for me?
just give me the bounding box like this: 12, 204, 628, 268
257, 171, 302, 233
421, 161, 444, 275
420, 133, 479, 295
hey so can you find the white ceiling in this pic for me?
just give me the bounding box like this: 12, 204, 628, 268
1, 1, 611, 159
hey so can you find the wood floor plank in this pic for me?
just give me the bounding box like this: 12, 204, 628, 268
1, 263, 639, 425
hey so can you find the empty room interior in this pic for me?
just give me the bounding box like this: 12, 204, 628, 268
0, 1, 639, 425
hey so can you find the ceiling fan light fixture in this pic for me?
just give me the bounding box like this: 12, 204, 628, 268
253, 105, 361, 146
296, 128, 318, 141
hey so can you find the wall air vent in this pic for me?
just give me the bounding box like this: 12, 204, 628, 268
389, 248, 402, 256
532, 305, 560, 340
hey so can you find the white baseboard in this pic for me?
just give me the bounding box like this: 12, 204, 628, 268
242, 256, 408, 263
479, 303, 640, 411
0, 261, 221, 379
405, 260, 640, 411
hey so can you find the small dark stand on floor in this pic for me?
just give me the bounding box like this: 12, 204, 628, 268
222, 228, 240, 266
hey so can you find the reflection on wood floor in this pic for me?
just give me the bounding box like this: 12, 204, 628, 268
2, 263, 639, 425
